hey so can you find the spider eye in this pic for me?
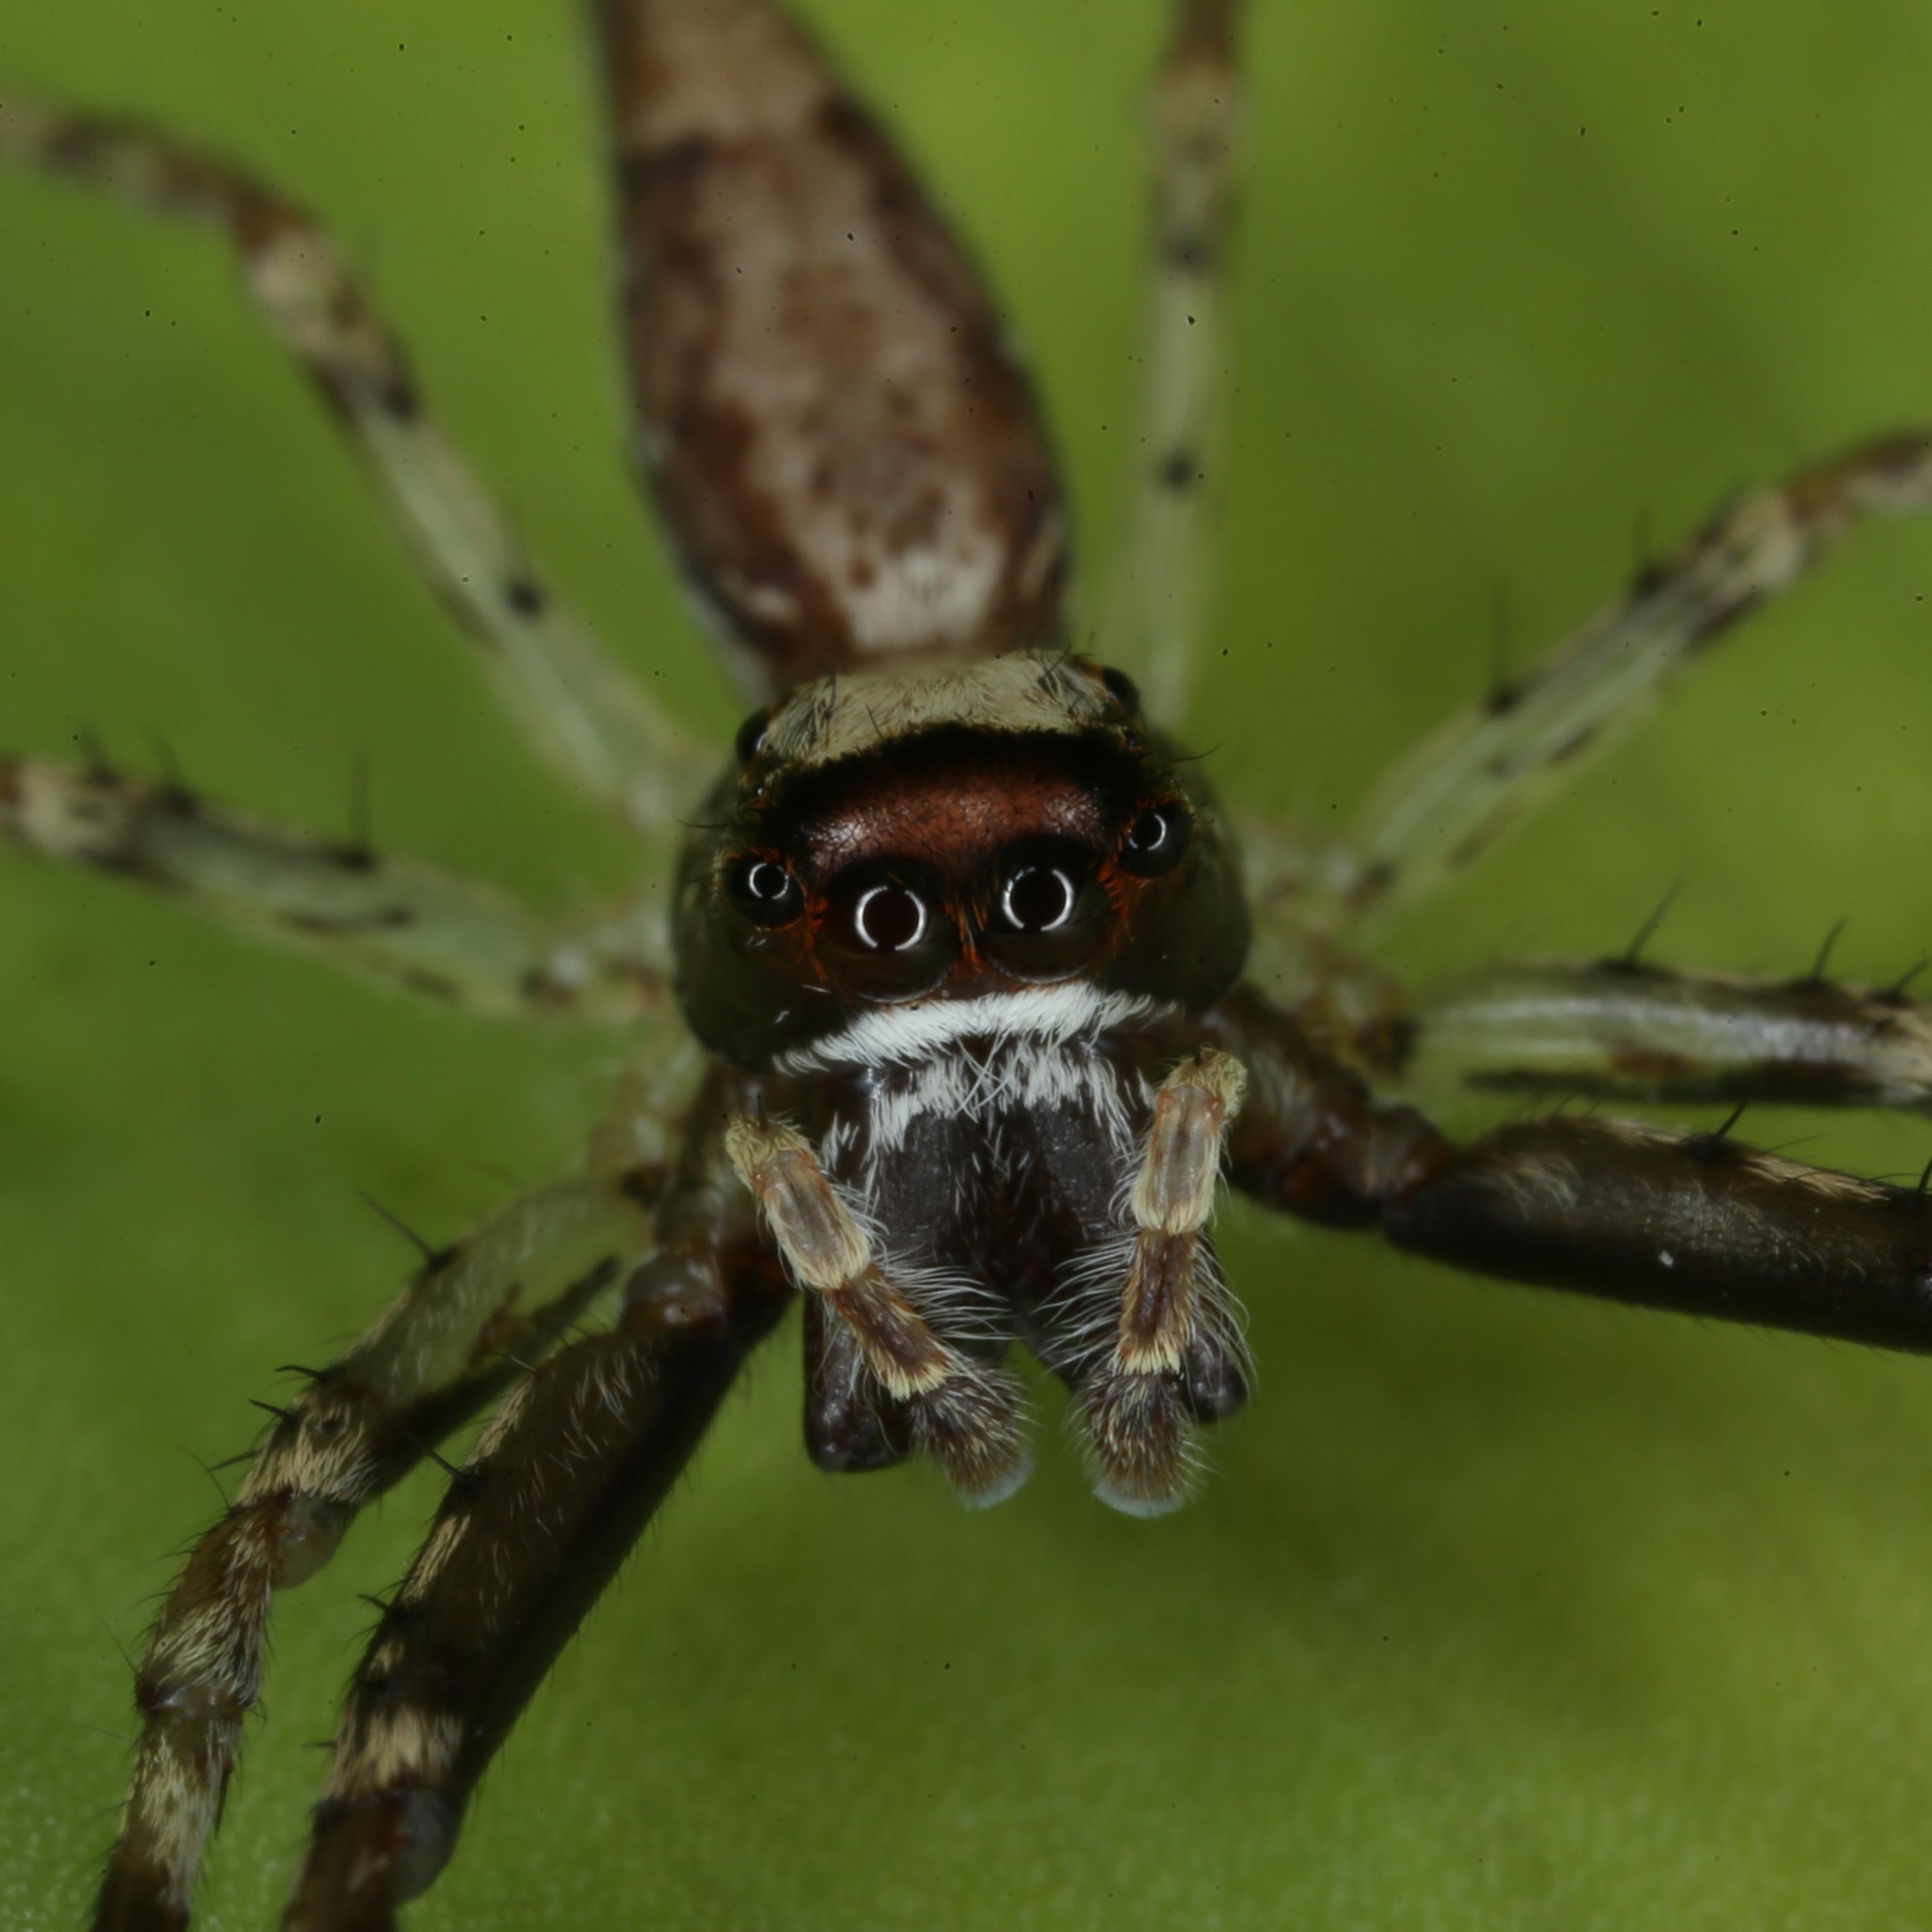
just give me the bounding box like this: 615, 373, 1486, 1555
723, 854, 802, 927
820, 861, 956, 1002
979, 838, 1107, 984
1100, 665, 1141, 714
850, 880, 929, 953
1000, 858, 1080, 934
1118, 802, 1190, 878
733, 707, 772, 766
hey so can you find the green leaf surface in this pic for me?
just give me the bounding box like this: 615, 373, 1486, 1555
5, 3, 1932, 1928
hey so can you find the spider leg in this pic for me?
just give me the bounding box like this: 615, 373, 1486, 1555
592, 0, 1068, 693
1077, 1049, 1249, 1515
801, 1290, 915, 1474
281, 1064, 790, 1929
92, 1175, 656, 1932
724, 1116, 1029, 1502
1100, 0, 1247, 728
1203, 983, 1932, 1356
1310, 429, 1932, 924
0, 94, 709, 835
1395, 957, 1932, 1115
2, 756, 668, 1021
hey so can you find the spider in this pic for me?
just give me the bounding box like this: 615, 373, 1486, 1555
7, 1, 1932, 1927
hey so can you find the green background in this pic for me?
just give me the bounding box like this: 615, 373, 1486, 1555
5, 2, 1932, 1926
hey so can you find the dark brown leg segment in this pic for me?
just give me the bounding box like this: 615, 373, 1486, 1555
282, 1273, 785, 1929
802, 1291, 914, 1474
1383, 1117, 1932, 1349
281, 1060, 789, 1927
1204, 982, 1932, 1355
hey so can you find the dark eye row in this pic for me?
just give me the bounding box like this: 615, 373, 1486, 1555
721, 803, 1190, 994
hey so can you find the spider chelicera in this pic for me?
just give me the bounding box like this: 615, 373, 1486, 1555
6, 3, 1932, 1928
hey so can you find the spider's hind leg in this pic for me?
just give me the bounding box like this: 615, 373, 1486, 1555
1101, 0, 1247, 728
0, 94, 706, 833
1335, 429, 1932, 925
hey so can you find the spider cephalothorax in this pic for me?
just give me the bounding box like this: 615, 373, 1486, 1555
10, 1, 1932, 1926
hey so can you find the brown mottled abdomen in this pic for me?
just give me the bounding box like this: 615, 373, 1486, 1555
597, 0, 1068, 695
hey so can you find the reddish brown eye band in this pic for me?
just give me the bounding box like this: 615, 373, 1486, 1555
1118, 802, 1190, 878
723, 854, 802, 927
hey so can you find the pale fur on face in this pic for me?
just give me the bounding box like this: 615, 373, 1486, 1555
758, 649, 1118, 773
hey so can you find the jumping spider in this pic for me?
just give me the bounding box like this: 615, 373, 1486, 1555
6, 2, 1932, 1927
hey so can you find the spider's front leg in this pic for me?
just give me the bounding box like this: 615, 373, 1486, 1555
1075, 1049, 1249, 1514
1209, 985, 1932, 1360
726, 1118, 1029, 1501
92, 1175, 654, 1932
283, 1062, 790, 1928
2, 756, 670, 1020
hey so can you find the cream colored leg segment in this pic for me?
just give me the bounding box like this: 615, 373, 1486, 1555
1086, 1048, 1246, 1514
0, 94, 711, 834
94, 1176, 650, 1931
1102, 0, 1247, 727
1345, 429, 1932, 924
725, 1118, 1028, 1500
1, 757, 668, 1020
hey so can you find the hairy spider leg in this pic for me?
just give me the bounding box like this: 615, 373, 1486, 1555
0, 94, 709, 835
800, 1288, 917, 1473
1325, 428, 1932, 924
1392, 955, 1932, 1116
281, 1065, 790, 1928
0, 757, 670, 1021
1102, 0, 1247, 729
726, 1116, 1029, 1502
1079, 1048, 1248, 1514
1201, 986, 1932, 1355
92, 1178, 655, 1932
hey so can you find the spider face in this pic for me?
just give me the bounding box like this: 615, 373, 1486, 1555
675, 649, 1249, 1068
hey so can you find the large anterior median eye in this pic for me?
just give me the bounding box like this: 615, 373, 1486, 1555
850, 879, 929, 951
821, 861, 956, 1002
982, 838, 1108, 983
723, 853, 802, 927
1000, 856, 1080, 934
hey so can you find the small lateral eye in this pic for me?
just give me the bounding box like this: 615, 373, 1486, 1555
1118, 801, 1190, 877
1100, 665, 1141, 714
1000, 859, 1080, 934
723, 854, 802, 927
850, 880, 928, 953
733, 707, 771, 766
